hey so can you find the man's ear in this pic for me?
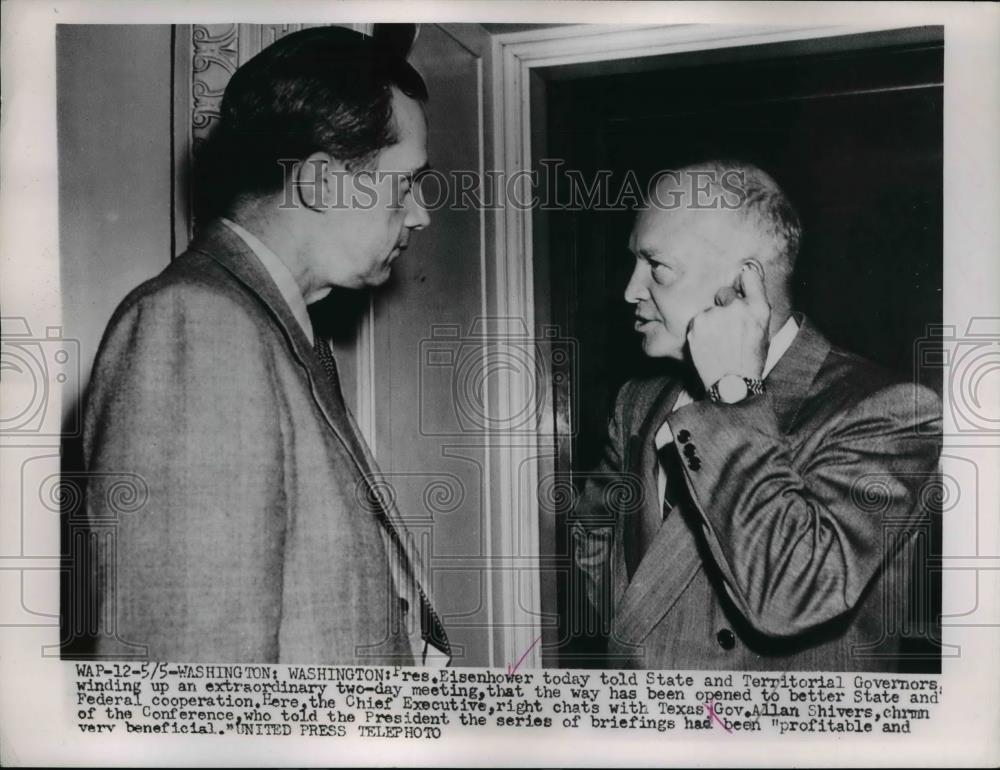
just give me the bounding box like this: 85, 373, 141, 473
294, 151, 348, 212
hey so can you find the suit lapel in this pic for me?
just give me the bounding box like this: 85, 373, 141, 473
616, 377, 702, 644
186, 223, 425, 557
187, 223, 374, 481
613, 314, 832, 647
187, 221, 448, 652
622, 379, 680, 580
761, 314, 832, 433
613, 497, 703, 647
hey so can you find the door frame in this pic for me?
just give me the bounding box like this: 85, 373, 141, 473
487, 22, 928, 668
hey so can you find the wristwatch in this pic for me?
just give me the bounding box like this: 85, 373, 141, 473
707, 374, 765, 404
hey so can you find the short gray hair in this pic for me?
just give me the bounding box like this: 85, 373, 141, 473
656, 160, 803, 272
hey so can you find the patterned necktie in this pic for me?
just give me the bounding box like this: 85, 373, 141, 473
312, 333, 451, 658
312, 334, 345, 404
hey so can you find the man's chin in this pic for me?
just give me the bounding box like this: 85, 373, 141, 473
364, 263, 394, 288
639, 331, 682, 360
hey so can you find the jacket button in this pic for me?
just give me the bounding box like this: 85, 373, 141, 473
400, 597, 409, 614
682, 443, 697, 458
688, 458, 702, 471
677, 429, 691, 444
716, 628, 736, 650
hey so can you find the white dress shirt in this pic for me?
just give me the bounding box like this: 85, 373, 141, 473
221, 217, 314, 345
654, 316, 800, 506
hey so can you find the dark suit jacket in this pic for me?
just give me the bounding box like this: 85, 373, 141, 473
572, 316, 941, 670
83, 220, 447, 664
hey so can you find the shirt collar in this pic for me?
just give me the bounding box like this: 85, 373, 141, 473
762, 315, 799, 377
220, 217, 314, 345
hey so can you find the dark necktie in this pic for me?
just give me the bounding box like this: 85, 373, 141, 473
657, 443, 687, 521
312, 334, 345, 403
312, 332, 451, 658
626, 440, 687, 579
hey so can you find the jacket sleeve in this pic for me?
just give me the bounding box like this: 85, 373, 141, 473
84, 285, 289, 661
569, 381, 636, 623
664, 381, 942, 638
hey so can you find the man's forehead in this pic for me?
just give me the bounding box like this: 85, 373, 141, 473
632, 205, 748, 258
377, 143, 427, 174
377, 90, 428, 172
632, 206, 699, 243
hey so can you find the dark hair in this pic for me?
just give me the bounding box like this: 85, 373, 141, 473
195, 26, 427, 219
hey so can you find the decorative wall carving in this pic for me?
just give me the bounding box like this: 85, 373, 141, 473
190, 24, 239, 150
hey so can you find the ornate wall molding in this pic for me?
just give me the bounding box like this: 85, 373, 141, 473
190, 24, 239, 150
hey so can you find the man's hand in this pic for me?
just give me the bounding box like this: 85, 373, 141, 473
687, 264, 771, 390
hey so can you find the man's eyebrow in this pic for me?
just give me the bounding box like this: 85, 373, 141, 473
410, 162, 432, 180
636, 247, 661, 260
388, 164, 432, 185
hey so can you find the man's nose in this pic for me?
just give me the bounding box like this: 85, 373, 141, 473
624, 261, 648, 304
405, 194, 431, 231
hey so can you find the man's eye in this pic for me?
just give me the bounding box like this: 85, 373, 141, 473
650, 261, 674, 282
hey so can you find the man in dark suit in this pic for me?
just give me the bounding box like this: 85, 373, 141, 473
82, 27, 449, 664
571, 161, 941, 670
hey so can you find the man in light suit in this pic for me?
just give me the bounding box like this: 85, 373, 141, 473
82, 27, 448, 664
571, 161, 941, 671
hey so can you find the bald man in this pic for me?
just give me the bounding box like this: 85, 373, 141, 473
571, 161, 941, 671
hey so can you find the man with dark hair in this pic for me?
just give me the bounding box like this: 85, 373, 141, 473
572, 161, 941, 670
83, 26, 448, 664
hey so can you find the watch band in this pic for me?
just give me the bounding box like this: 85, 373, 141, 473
707, 375, 766, 404
744, 377, 766, 396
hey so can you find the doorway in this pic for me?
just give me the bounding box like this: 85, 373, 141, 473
531, 27, 944, 668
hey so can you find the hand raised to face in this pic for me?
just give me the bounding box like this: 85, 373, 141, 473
686, 261, 771, 390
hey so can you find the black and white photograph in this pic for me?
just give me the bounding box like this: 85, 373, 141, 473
58, 20, 945, 672
1, 2, 997, 767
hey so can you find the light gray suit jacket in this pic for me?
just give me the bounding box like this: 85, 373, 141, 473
84, 220, 447, 664
572, 317, 941, 670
